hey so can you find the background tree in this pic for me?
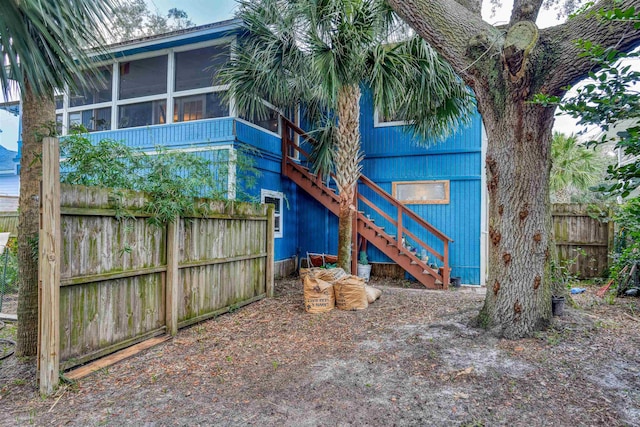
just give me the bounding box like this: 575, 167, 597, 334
111, 0, 195, 42
386, 0, 640, 338
0, 0, 116, 356
550, 132, 606, 203
220, 0, 473, 272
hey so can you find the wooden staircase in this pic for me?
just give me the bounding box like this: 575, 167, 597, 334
281, 117, 452, 289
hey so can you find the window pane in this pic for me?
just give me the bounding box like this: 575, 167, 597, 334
118, 101, 166, 128
175, 44, 229, 92
119, 56, 167, 99
264, 196, 281, 214
55, 95, 64, 110
173, 92, 228, 122
70, 67, 113, 107
394, 181, 449, 204
69, 107, 112, 132
241, 108, 279, 133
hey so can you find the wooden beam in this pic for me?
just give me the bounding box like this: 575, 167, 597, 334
39, 137, 61, 395
64, 335, 171, 381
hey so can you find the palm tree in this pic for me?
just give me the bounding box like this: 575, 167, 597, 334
550, 132, 605, 203
221, 0, 473, 272
0, 0, 117, 356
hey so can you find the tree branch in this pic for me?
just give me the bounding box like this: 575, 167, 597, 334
540, 0, 640, 95
387, 0, 499, 80
454, 0, 482, 16
510, 0, 545, 24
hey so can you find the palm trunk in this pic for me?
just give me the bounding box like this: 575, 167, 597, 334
478, 97, 555, 338
15, 84, 55, 357
334, 85, 362, 273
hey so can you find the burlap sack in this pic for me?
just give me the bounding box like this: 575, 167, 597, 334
333, 275, 368, 311
303, 275, 335, 313
365, 285, 382, 304
300, 267, 347, 282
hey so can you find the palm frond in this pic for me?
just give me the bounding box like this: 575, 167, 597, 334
0, 0, 117, 99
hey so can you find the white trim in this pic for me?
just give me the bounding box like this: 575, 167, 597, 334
166, 49, 176, 124
373, 109, 409, 128
261, 189, 284, 239
480, 124, 488, 287
111, 62, 119, 131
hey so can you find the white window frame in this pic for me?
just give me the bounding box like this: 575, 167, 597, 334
373, 109, 409, 128
392, 180, 450, 205
261, 189, 284, 238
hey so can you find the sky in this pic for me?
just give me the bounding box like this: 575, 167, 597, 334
0, 1, 596, 151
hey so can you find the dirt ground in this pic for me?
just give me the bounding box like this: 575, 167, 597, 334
1, 276, 639, 426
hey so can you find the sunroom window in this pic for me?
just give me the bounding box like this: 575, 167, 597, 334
118, 100, 167, 128
69, 107, 112, 132
174, 44, 229, 91
173, 93, 228, 123
69, 67, 112, 107
119, 56, 168, 99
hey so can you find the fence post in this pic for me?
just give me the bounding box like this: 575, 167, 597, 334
165, 216, 180, 336
266, 205, 275, 297
39, 137, 61, 395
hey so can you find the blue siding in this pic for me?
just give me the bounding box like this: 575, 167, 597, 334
235, 121, 299, 263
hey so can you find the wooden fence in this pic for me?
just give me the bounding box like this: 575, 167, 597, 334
0, 211, 18, 236
38, 138, 274, 394
552, 203, 613, 279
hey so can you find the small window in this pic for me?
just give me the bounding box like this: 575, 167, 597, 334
173, 92, 228, 122
174, 44, 230, 92
261, 189, 283, 238
392, 180, 450, 204
118, 100, 166, 129
119, 56, 168, 99
374, 109, 408, 127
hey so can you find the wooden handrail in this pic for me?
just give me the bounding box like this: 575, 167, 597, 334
358, 175, 453, 243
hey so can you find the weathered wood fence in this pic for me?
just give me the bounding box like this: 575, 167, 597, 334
0, 211, 18, 236
552, 203, 613, 279
38, 138, 274, 394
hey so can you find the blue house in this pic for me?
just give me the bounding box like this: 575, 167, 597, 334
47, 19, 488, 286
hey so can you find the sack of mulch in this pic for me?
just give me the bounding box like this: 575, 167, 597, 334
333, 275, 368, 311
365, 285, 382, 304
300, 267, 347, 282
303, 275, 335, 313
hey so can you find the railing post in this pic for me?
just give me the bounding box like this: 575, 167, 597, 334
397, 205, 403, 249
442, 242, 450, 290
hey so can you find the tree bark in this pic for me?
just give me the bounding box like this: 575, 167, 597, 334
15, 84, 55, 357
334, 85, 362, 273
388, 0, 640, 338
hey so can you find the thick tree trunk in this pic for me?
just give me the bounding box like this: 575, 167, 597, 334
15, 85, 55, 357
478, 95, 556, 338
334, 85, 362, 273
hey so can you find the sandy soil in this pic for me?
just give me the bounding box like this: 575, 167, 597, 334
0, 276, 639, 426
